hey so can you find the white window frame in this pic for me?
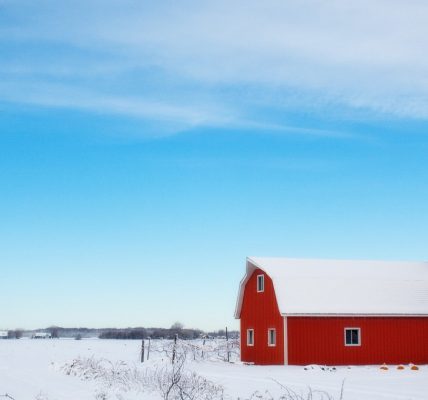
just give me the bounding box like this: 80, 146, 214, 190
344, 327, 361, 347
257, 274, 265, 292
268, 328, 276, 347
247, 329, 254, 346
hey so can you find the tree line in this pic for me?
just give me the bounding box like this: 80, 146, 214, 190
2, 324, 238, 340
99, 323, 203, 340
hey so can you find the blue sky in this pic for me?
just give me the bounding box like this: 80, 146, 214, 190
1, 0, 428, 330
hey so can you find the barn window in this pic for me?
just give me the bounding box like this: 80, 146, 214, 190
344, 328, 361, 346
247, 329, 254, 346
268, 328, 276, 346
257, 275, 264, 292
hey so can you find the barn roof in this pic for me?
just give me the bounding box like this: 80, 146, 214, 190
234, 257, 428, 318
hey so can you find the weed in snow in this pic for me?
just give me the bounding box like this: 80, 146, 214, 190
61, 354, 224, 400
0, 395, 16, 400
242, 379, 345, 400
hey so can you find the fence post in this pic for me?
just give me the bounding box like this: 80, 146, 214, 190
141, 339, 145, 363
226, 327, 230, 362
202, 337, 206, 359
172, 334, 178, 364
147, 337, 151, 360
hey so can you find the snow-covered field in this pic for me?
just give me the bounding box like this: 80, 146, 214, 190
0, 339, 427, 400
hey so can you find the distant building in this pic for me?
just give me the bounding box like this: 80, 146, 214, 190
235, 257, 428, 365
0, 331, 8, 339
32, 332, 52, 339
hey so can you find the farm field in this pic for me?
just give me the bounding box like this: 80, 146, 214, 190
0, 339, 427, 400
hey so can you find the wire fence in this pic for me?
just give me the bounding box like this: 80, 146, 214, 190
141, 337, 241, 363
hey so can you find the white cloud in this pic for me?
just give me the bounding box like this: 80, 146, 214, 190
2, 0, 428, 131
0, 81, 234, 128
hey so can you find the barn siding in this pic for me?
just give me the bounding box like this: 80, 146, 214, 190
288, 316, 428, 365
240, 268, 284, 365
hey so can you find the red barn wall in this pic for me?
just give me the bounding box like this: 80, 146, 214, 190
288, 316, 428, 365
240, 268, 284, 365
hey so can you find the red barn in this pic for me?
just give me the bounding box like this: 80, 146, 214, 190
235, 257, 428, 365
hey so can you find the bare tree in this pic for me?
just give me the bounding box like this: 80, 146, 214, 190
171, 322, 184, 331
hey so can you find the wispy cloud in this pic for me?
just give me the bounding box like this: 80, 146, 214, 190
0, 81, 233, 128
2, 0, 428, 134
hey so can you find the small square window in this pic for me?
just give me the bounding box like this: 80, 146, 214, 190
268, 328, 276, 346
257, 275, 264, 292
247, 329, 254, 346
344, 328, 361, 346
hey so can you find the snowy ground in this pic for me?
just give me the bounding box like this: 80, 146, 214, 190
0, 339, 427, 400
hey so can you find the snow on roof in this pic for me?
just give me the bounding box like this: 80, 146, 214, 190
234, 257, 428, 318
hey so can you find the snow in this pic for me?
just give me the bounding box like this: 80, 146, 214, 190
235, 257, 428, 316
1, 338, 427, 400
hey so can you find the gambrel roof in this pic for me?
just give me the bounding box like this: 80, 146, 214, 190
235, 257, 428, 318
